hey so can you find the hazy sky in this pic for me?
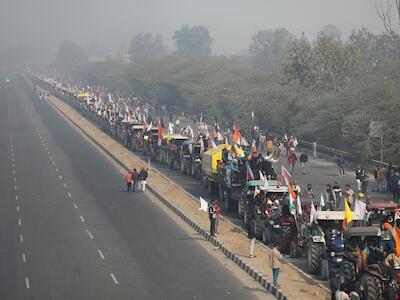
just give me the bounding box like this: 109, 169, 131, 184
0, 0, 389, 55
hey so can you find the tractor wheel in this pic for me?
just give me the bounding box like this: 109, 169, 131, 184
320, 259, 329, 281
237, 200, 242, 217
290, 242, 298, 258
340, 259, 357, 286
362, 273, 384, 300
307, 243, 322, 274
263, 227, 271, 245
244, 206, 248, 225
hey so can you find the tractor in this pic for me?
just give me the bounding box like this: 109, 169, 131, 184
307, 211, 360, 280
340, 226, 389, 300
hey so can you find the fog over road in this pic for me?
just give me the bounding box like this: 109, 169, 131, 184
0, 79, 271, 299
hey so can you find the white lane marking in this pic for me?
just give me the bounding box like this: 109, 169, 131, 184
45, 147, 48, 151
52, 161, 56, 166
13, 177, 17, 182
73, 203, 78, 209
11, 152, 14, 157
12, 161, 15, 165
55, 168, 59, 172
22, 253, 27, 263
98, 250, 105, 260
79, 216, 85, 223
16, 206, 19, 212
12, 170, 15, 175
15, 195, 18, 201
20, 234, 24, 242
49, 156, 53, 160
25, 277, 30, 289
18, 218, 21, 226
67, 192, 72, 198
85, 229, 94, 240
14, 185, 17, 191
63, 183, 67, 188
110, 273, 119, 285
58, 175, 63, 180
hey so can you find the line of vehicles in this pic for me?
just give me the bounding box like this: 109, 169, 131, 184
33, 76, 400, 299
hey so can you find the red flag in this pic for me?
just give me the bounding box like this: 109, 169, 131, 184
394, 226, 400, 257
232, 121, 240, 144
158, 116, 165, 143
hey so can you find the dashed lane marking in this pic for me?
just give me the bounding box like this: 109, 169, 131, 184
63, 183, 67, 188
58, 175, 63, 180
15, 195, 18, 201
16, 206, 19, 212
49, 156, 53, 160
52, 161, 56, 166
19, 234, 23, 242
13, 170, 15, 175
79, 216, 85, 223
18, 219, 21, 226
14, 185, 17, 191
13, 178, 17, 182
110, 273, 119, 285
55, 168, 59, 172
67, 192, 72, 198
85, 229, 94, 240
25, 277, 30, 289
98, 250, 105, 260
22, 253, 26, 263
73, 203, 78, 209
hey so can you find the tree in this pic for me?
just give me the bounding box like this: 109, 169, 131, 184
318, 24, 342, 40
249, 28, 294, 69
55, 40, 88, 72
281, 33, 315, 87
173, 25, 213, 56
129, 33, 167, 62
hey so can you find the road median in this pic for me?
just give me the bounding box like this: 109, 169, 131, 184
32, 81, 329, 300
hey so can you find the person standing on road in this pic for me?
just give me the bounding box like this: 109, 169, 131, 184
139, 167, 148, 192
337, 155, 346, 177
269, 243, 282, 288
299, 152, 308, 175
373, 166, 379, 192
287, 152, 297, 175
355, 166, 364, 191
125, 170, 133, 192
248, 219, 257, 258
379, 166, 387, 192
132, 168, 139, 192
208, 200, 217, 237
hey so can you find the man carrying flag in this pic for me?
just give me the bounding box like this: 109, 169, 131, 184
232, 121, 240, 145
281, 166, 298, 215
157, 116, 165, 145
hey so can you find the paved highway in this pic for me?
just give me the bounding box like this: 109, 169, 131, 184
0, 78, 271, 299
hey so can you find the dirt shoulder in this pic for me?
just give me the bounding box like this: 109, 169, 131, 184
35, 85, 329, 300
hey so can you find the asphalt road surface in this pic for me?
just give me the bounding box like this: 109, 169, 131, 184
0, 78, 273, 299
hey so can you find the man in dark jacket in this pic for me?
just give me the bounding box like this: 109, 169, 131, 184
132, 168, 139, 192
299, 152, 308, 175
139, 167, 148, 192
208, 200, 217, 237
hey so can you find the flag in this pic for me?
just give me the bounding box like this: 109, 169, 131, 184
168, 122, 175, 134
343, 199, 354, 229
246, 164, 255, 181
232, 122, 240, 144
259, 170, 265, 181
394, 226, 400, 257
297, 194, 303, 215
281, 166, 297, 215
319, 194, 325, 210
251, 110, 254, 120
284, 133, 288, 141
211, 140, 217, 149
251, 139, 257, 153
253, 186, 260, 198
294, 137, 299, 148
310, 200, 317, 224
354, 199, 367, 220
199, 197, 208, 212
158, 117, 165, 145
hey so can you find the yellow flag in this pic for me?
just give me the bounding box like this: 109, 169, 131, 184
343, 199, 353, 228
